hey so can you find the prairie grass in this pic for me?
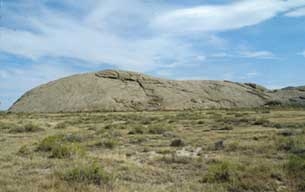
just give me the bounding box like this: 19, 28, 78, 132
0, 109, 305, 191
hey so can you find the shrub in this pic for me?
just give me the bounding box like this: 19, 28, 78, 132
170, 139, 185, 147
95, 139, 118, 149
62, 163, 111, 185
104, 124, 112, 130
278, 130, 294, 137
103, 139, 117, 149
50, 144, 84, 159
214, 140, 225, 150
253, 118, 270, 126
64, 134, 83, 143
226, 142, 239, 152
265, 100, 282, 106
18, 145, 31, 156
202, 161, 273, 191
141, 118, 152, 125
148, 124, 172, 134
37, 135, 64, 152
202, 161, 234, 183
277, 136, 305, 154
128, 126, 145, 135
9, 123, 43, 133
9, 127, 26, 133
24, 123, 43, 132
167, 119, 175, 124
285, 155, 305, 191
54, 122, 68, 129
197, 120, 205, 124
50, 144, 72, 158
234, 113, 245, 118
0, 122, 16, 130
212, 125, 233, 131
37, 135, 85, 158
272, 123, 283, 129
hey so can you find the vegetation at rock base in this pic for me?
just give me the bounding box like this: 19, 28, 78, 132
0, 108, 305, 191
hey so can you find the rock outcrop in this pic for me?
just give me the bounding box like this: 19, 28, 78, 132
9, 70, 305, 113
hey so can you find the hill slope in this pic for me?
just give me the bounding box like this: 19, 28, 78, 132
9, 70, 305, 112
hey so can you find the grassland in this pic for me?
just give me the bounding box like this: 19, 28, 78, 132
0, 108, 305, 192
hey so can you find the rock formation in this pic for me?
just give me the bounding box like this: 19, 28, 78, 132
9, 70, 305, 112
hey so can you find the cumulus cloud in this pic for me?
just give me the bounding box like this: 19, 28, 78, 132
285, 7, 305, 17
153, 0, 305, 33
0, 0, 200, 72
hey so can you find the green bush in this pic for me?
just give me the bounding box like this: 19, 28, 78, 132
148, 124, 172, 134
37, 135, 85, 158
170, 139, 185, 147
62, 163, 111, 185
128, 125, 145, 134
54, 122, 68, 129
202, 161, 234, 183
265, 100, 282, 106
37, 135, 64, 152
18, 145, 31, 156
24, 123, 43, 132
50, 144, 84, 159
277, 136, 305, 154
50, 144, 71, 158
202, 161, 276, 191
0, 122, 16, 130
64, 134, 83, 143
95, 139, 118, 149
9, 123, 43, 133
102, 139, 117, 149
226, 142, 239, 152
8, 127, 26, 133
285, 155, 305, 191
253, 118, 271, 126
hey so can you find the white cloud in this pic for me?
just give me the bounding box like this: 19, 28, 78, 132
0, 0, 297, 74
285, 7, 305, 17
0, 0, 200, 72
210, 52, 233, 58
210, 50, 275, 59
301, 51, 305, 57
239, 51, 275, 59
246, 72, 259, 77
154, 0, 305, 33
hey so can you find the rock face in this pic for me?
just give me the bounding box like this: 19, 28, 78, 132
9, 70, 305, 113
269, 86, 305, 107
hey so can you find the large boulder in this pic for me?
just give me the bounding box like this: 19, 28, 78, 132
8, 70, 305, 113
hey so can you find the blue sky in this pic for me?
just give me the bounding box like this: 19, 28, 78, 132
1, 0, 305, 110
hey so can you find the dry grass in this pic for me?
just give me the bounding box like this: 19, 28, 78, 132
0, 108, 305, 192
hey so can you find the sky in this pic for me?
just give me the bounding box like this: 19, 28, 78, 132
1, 0, 305, 110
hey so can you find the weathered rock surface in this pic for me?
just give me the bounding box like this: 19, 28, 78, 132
9, 70, 305, 113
